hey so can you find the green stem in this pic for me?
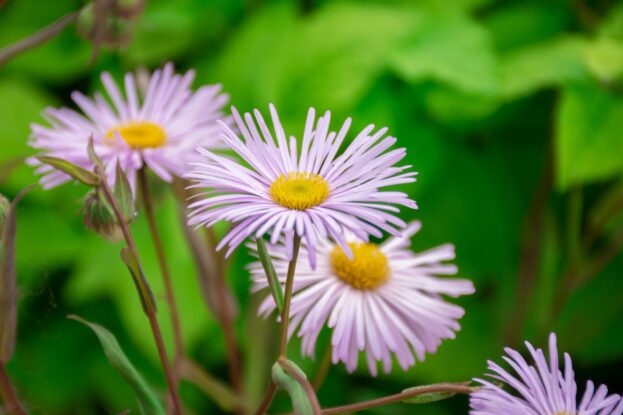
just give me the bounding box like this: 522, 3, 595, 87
320, 384, 474, 414
0, 12, 77, 67
98, 172, 183, 414
278, 359, 321, 415
138, 169, 185, 379
278, 235, 302, 358
254, 381, 277, 415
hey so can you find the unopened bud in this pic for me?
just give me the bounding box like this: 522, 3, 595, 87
82, 191, 122, 242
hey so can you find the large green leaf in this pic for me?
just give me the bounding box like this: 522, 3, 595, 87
69, 315, 164, 414
391, 10, 497, 95
498, 37, 588, 99
556, 83, 623, 190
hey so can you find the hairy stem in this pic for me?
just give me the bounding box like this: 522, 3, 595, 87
0, 12, 77, 66
0, 363, 25, 415
138, 169, 185, 378
98, 173, 183, 414
320, 384, 474, 414
278, 235, 302, 358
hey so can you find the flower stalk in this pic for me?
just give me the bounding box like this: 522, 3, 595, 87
278, 235, 301, 359
137, 168, 185, 383
96, 165, 183, 414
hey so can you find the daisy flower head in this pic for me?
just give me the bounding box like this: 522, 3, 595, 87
470, 333, 623, 415
29, 63, 230, 191
187, 104, 418, 267
249, 221, 475, 376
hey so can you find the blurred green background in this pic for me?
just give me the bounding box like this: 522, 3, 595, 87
1, 0, 623, 413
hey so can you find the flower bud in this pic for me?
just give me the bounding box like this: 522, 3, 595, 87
82, 190, 122, 242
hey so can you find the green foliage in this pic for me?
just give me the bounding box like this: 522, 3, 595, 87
69, 315, 165, 415
1, 0, 622, 413
556, 83, 623, 190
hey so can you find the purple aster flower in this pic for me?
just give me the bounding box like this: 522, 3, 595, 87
187, 104, 417, 267
249, 221, 475, 375
470, 333, 623, 415
29, 63, 229, 191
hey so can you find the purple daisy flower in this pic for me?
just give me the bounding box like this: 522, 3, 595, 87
249, 221, 475, 375
187, 104, 417, 266
29, 63, 229, 191
470, 333, 623, 415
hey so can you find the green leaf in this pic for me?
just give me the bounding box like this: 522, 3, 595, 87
391, 10, 497, 95
114, 162, 135, 223
498, 37, 588, 99
272, 360, 318, 415
582, 36, 623, 83
36, 156, 100, 186
402, 384, 468, 404
255, 238, 283, 313
120, 247, 157, 315
0, 187, 31, 363
68, 315, 165, 415
556, 83, 623, 190
87, 137, 104, 171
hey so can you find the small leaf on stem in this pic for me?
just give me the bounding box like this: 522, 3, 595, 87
120, 247, 157, 315
256, 238, 284, 313
36, 156, 100, 186
68, 315, 164, 415
115, 162, 135, 223
402, 382, 474, 404
87, 136, 104, 171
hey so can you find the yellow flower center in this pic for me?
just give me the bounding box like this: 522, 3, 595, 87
330, 242, 390, 290
269, 172, 330, 210
105, 122, 166, 149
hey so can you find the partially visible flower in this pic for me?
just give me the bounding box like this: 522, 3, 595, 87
187, 104, 417, 267
29, 63, 229, 192
249, 221, 474, 375
470, 333, 623, 415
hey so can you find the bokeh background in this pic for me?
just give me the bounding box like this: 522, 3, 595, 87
1, 0, 623, 413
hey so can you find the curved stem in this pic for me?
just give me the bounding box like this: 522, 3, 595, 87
138, 169, 185, 374
320, 384, 474, 414
278, 359, 321, 415
278, 235, 302, 358
98, 173, 183, 414
254, 381, 277, 415
0, 363, 25, 415
0, 12, 77, 66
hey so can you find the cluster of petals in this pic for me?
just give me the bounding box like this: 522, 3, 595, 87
187, 104, 417, 268
29, 63, 229, 192
470, 333, 623, 415
249, 221, 475, 375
